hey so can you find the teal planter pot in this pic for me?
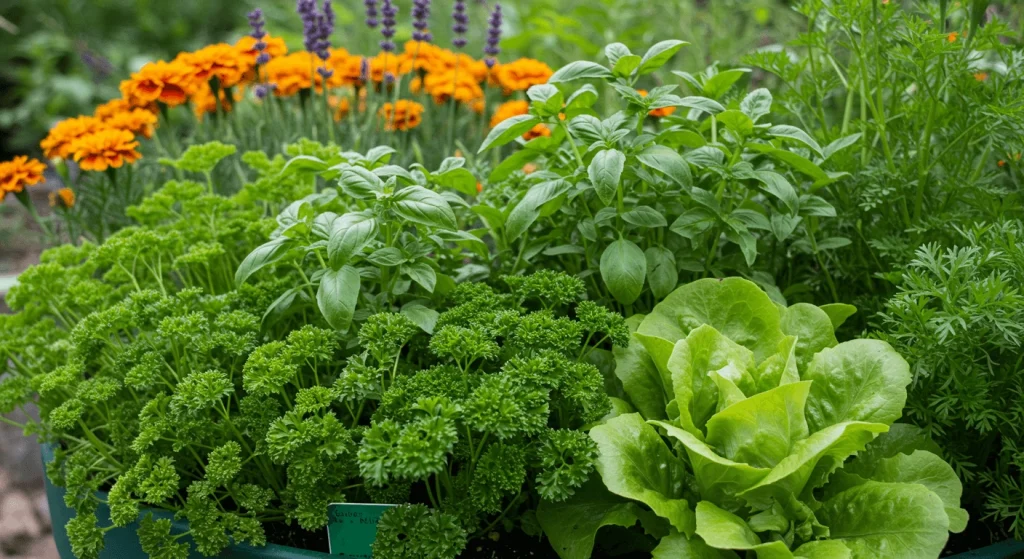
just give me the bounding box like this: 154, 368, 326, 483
42, 444, 333, 559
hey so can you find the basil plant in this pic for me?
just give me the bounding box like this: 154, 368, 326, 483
236, 146, 486, 335
539, 278, 966, 558
477, 41, 852, 314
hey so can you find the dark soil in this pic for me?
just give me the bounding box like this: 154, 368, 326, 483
263, 524, 564, 558
264, 522, 656, 558
265, 515, 1024, 558
460, 530, 559, 559
263, 520, 331, 553
942, 520, 1017, 556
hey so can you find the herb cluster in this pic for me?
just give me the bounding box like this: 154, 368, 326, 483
5, 0, 1024, 555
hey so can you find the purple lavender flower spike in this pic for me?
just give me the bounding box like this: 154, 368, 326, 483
318, 0, 335, 59
324, 0, 335, 28
452, 0, 468, 49
297, 0, 320, 53
315, 14, 331, 60
255, 83, 277, 99
484, 3, 502, 68
248, 9, 267, 40
365, 0, 379, 28
248, 8, 273, 67
380, 0, 398, 52
360, 57, 370, 83
412, 0, 432, 43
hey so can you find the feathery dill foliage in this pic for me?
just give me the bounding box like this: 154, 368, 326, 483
744, 0, 1024, 312
875, 221, 1024, 540
360, 272, 629, 558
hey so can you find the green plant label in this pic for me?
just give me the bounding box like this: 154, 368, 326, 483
326, 503, 396, 558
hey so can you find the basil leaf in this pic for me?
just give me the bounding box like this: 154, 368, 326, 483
549, 61, 614, 83
317, 265, 360, 332
478, 114, 541, 152
588, 149, 626, 206
235, 237, 294, 286
601, 238, 646, 305
392, 186, 458, 230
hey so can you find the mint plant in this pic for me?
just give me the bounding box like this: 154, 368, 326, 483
537, 277, 966, 558
476, 41, 849, 314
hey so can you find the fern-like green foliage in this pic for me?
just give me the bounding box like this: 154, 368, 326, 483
745, 0, 1024, 313
876, 221, 1024, 539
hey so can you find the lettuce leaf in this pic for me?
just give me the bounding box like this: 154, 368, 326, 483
818, 481, 950, 559
590, 413, 696, 534
574, 278, 963, 559
636, 277, 785, 362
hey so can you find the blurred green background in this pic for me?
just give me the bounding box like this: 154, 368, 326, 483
0, 0, 798, 159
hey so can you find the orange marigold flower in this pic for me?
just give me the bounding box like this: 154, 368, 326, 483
0, 156, 47, 196
403, 41, 450, 72
120, 61, 191, 107
379, 100, 425, 131
103, 108, 159, 139
637, 89, 676, 118
522, 163, 538, 175
94, 98, 136, 120
948, 32, 959, 43
328, 48, 364, 87
264, 52, 336, 96
235, 35, 288, 66
422, 70, 484, 104
476, 182, 483, 193
462, 56, 491, 83
495, 59, 553, 94
414, 46, 489, 83
265, 53, 313, 96
177, 43, 250, 89
489, 100, 529, 128
330, 96, 352, 122
523, 124, 551, 140
973, 72, 989, 82
470, 98, 485, 114
433, 51, 489, 82
70, 129, 141, 172
40, 116, 107, 159
190, 82, 239, 121
49, 187, 75, 208
368, 52, 414, 83
998, 160, 1006, 167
